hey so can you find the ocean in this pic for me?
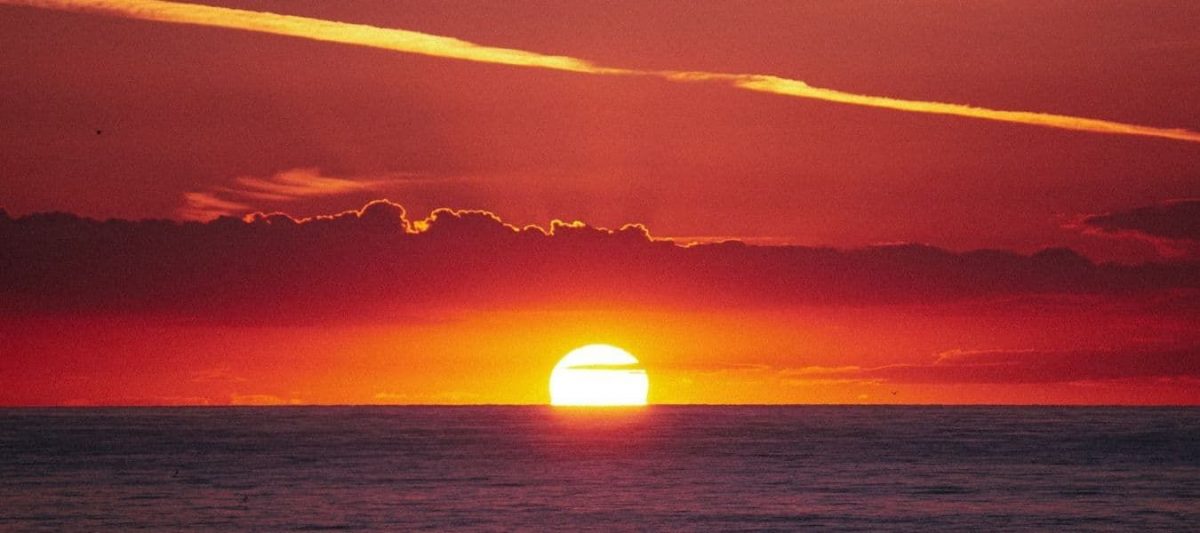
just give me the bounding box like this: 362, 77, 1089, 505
1, 407, 1197, 530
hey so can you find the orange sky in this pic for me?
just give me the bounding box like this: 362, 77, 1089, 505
1, 1, 1199, 405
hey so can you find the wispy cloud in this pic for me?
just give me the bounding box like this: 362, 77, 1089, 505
8, 0, 1200, 143
181, 167, 409, 220
227, 170, 390, 201
179, 191, 252, 221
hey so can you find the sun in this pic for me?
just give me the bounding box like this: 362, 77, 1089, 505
549, 345, 649, 406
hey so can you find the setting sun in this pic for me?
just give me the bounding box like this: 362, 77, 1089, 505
549, 345, 649, 406
3, 1, 1199, 529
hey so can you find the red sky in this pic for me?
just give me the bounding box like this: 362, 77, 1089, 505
1, 0, 1199, 405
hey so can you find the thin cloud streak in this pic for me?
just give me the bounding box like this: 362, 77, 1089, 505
721, 74, 1200, 144
179, 191, 251, 221
8, 0, 1200, 143
11, 0, 615, 73
182, 168, 420, 220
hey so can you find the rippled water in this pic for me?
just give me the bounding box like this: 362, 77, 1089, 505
1, 407, 1198, 530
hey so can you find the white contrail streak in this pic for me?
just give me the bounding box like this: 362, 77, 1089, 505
8, 0, 1200, 144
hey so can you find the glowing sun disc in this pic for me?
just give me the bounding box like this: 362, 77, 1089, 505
549, 345, 649, 406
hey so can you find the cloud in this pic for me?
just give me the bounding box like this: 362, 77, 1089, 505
1077, 199, 1200, 258
181, 167, 416, 220
784, 347, 1200, 385
227, 168, 392, 200
2, 200, 1198, 324
179, 191, 252, 221
1083, 199, 1200, 241
679, 72, 1200, 143
7, 0, 1200, 143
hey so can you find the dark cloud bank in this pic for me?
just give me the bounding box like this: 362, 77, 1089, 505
1083, 199, 1200, 247
2, 200, 1198, 323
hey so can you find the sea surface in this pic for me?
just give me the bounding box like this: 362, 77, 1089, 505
1, 407, 1198, 531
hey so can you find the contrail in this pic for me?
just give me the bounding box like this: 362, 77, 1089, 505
9, 0, 1200, 144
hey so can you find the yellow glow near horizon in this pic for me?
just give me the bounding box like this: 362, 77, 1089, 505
549, 345, 649, 406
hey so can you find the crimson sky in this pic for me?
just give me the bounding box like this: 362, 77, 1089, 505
1, 1, 1199, 405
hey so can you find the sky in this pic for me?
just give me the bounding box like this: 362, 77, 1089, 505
1, 0, 1199, 405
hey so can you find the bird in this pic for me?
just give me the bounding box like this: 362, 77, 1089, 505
890, 390, 898, 396
95, 129, 102, 135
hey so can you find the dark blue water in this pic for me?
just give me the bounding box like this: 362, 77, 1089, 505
1, 407, 1197, 530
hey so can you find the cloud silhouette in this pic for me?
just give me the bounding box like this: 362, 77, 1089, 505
1084, 199, 1200, 242
2, 200, 1198, 323
1079, 199, 1200, 258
